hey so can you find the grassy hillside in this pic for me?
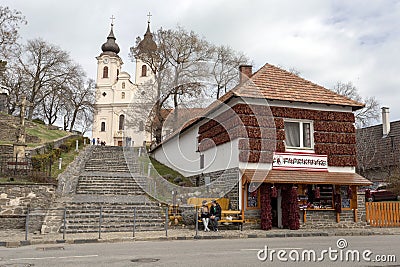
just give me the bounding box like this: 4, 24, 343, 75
0, 113, 70, 147
25, 124, 70, 147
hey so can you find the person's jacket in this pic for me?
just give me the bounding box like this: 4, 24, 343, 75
210, 203, 221, 218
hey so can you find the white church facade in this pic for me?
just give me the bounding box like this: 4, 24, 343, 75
92, 21, 156, 147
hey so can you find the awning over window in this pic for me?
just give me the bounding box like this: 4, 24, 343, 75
241, 169, 372, 186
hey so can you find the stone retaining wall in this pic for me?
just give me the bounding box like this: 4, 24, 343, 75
188, 168, 240, 210
27, 134, 80, 156
0, 145, 13, 157
0, 184, 56, 231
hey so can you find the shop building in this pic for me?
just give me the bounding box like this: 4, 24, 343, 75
151, 63, 372, 229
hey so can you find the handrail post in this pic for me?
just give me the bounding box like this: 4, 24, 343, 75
98, 206, 103, 239
25, 207, 30, 241
195, 207, 198, 238
63, 207, 67, 240
165, 207, 168, 237
133, 207, 136, 238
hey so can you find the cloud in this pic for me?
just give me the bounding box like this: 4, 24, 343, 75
3, 0, 400, 122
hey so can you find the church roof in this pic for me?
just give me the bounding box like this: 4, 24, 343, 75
101, 24, 120, 56
137, 22, 157, 54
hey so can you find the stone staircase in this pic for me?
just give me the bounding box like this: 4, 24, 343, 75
50, 146, 166, 234
76, 172, 146, 195
62, 198, 164, 233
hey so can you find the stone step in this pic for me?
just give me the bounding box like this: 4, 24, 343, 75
62, 225, 163, 233
75, 191, 145, 195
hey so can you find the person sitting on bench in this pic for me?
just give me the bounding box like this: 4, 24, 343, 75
209, 200, 221, 231
200, 200, 210, 231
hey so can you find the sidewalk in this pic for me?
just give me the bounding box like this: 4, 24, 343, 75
1, 227, 400, 247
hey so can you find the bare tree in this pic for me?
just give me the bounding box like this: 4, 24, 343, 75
210, 45, 248, 99
62, 78, 95, 132
131, 26, 212, 142
130, 26, 248, 143
15, 38, 83, 120
332, 81, 380, 128
0, 6, 26, 56
41, 82, 65, 125
0, 60, 27, 114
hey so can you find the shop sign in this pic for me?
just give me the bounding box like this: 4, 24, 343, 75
272, 152, 328, 171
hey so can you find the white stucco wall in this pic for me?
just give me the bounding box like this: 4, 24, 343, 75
152, 96, 358, 176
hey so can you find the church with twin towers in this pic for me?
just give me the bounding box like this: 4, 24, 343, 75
92, 15, 157, 147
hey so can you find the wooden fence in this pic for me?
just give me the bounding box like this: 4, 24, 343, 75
365, 202, 400, 227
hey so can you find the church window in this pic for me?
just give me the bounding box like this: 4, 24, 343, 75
121, 92, 125, 99
103, 66, 108, 78
119, 114, 125, 130
139, 121, 144, 131
141, 65, 147, 77
102, 92, 107, 97
117, 69, 119, 79
122, 82, 125, 89
101, 122, 106, 132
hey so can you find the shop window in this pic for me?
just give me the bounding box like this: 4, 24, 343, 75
119, 114, 125, 130
247, 184, 260, 209
141, 65, 147, 76
121, 92, 125, 99
284, 120, 312, 149
101, 121, 106, 132
102, 66, 108, 78
305, 184, 333, 209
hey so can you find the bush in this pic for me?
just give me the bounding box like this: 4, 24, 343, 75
31, 154, 51, 171
32, 118, 45, 125
59, 144, 69, 152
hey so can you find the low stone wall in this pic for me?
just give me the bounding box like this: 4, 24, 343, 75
27, 134, 80, 156
300, 193, 367, 229
188, 168, 240, 210
0, 184, 56, 231
0, 144, 13, 157
244, 209, 261, 229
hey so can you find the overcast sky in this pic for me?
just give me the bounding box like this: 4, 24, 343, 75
3, 0, 400, 123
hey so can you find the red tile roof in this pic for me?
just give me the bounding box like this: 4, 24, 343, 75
235, 63, 364, 110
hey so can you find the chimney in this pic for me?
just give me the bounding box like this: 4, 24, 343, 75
239, 65, 252, 83
382, 107, 390, 137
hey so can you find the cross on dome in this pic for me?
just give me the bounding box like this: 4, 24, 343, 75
147, 12, 152, 23
110, 15, 115, 26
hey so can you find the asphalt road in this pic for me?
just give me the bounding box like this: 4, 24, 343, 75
0, 235, 399, 267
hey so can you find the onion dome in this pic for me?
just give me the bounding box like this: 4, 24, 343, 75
101, 24, 120, 56
137, 22, 157, 54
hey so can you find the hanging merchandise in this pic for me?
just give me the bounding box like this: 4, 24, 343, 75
347, 186, 353, 198
288, 186, 300, 230
314, 186, 320, 199
260, 184, 272, 230
334, 193, 342, 213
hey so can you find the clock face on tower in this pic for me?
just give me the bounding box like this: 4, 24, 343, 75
103, 58, 109, 64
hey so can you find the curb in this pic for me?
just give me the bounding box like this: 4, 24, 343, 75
1, 230, 399, 247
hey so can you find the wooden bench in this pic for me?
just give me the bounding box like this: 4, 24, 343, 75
187, 197, 244, 231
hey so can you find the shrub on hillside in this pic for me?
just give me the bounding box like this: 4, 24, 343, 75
32, 118, 45, 125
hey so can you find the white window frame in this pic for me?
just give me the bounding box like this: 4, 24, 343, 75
284, 119, 314, 151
